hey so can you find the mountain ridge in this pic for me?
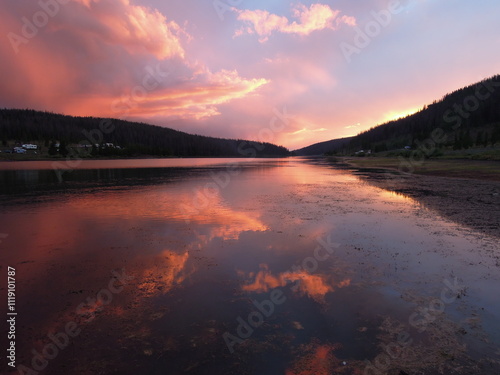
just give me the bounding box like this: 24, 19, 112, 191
296, 74, 500, 155
0, 108, 290, 158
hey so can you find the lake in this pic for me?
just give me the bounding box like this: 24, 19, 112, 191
0, 157, 499, 375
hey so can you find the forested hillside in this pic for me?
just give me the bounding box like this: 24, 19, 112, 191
0, 109, 290, 157
293, 137, 353, 156
328, 75, 500, 155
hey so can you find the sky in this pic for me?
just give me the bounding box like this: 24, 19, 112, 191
1, 0, 499, 150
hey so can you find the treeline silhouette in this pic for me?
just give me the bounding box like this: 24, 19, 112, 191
293, 137, 353, 156
329, 75, 500, 154
0, 109, 290, 157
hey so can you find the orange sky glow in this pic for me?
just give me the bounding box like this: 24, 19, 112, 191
1, 0, 499, 149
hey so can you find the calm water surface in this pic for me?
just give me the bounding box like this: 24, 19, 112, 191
0, 158, 499, 374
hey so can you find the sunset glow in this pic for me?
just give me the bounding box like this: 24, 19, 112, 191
1, 0, 499, 149
241, 263, 350, 301
381, 107, 422, 123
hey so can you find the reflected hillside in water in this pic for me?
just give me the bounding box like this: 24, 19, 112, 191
0, 158, 290, 199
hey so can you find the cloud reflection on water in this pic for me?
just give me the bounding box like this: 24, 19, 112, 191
240, 264, 350, 302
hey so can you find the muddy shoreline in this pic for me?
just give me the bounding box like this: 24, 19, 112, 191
337, 161, 500, 240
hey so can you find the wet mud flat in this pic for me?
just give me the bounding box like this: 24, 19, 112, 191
344, 165, 500, 240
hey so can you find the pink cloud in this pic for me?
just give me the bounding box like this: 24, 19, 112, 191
0, 0, 268, 122
235, 3, 356, 42
68, 0, 186, 59
97, 67, 269, 120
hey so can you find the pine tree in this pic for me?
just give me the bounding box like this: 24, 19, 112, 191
453, 132, 461, 150
492, 127, 500, 146
475, 131, 483, 147
482, 131, 490, 147
462, 130, 473, 149
59, 141, 69, 157
48, 142, 58, 156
